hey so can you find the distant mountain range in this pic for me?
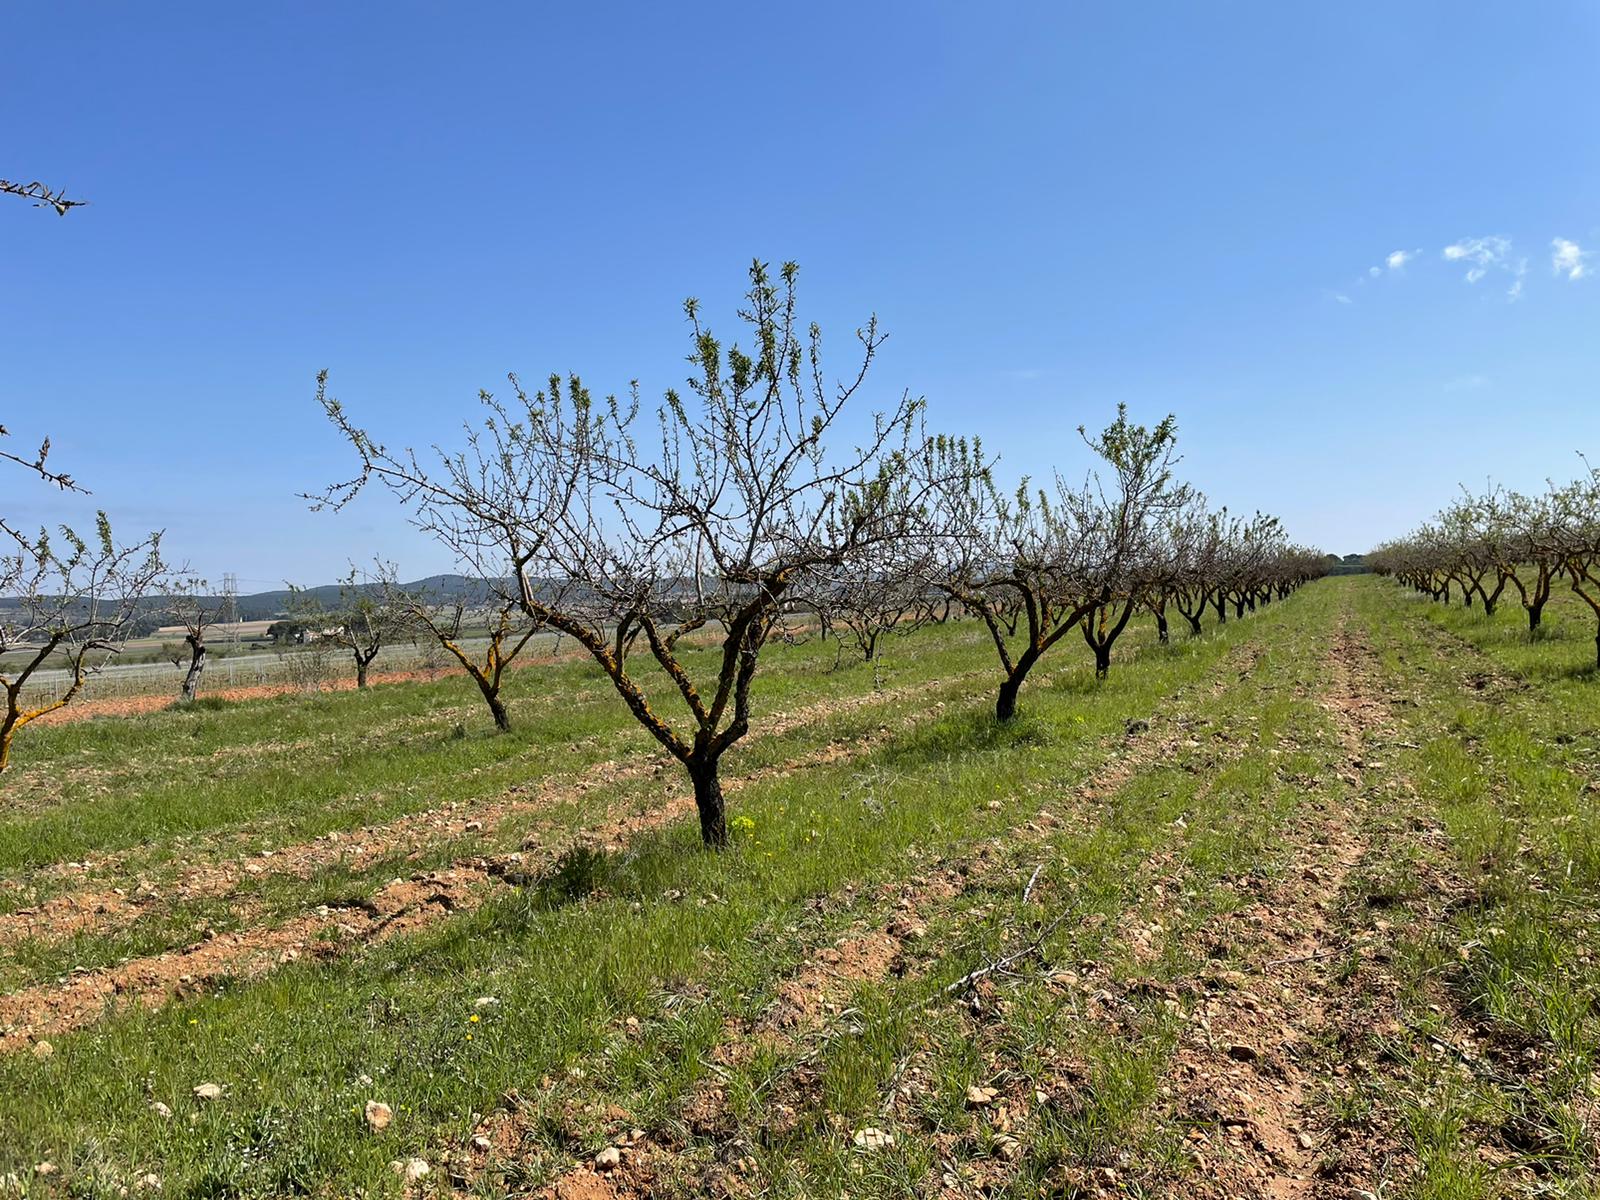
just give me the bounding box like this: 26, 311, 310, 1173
0, 575, 508, 638
209, 575, 503, 621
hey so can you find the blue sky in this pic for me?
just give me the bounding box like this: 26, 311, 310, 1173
5, 2, 1599, 587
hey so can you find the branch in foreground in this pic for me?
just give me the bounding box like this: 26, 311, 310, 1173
0, 179, 86, 216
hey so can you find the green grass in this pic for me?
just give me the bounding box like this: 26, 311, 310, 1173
1332, 577, 1600, 1198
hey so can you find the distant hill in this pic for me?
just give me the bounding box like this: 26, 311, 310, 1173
218, 574, 503, 621
0, 574, 511, 639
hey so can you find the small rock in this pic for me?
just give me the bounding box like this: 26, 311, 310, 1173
32, 1040, 53, 1060
1296, 1130, 1314, 1150
1125, 717, 1150, 736
470, 1135, 492, 1153
34, 1163, 59, 1178
473, 996, 499, 1009
993, 1133, 1022, 1160
136, 1173, 162, 1191
149, 1100, 172, 1119
593, 1146, 622, 1171
965, 1084, 1000, 1107
242, 862, 264, 875
464, 820, 484, 833
985, 800, 1002, 811
390, 1159, 429, 1182
1227, 1044, 1259, 1063
852, 1127, 895, 1150
192, 1082, 224, 1102
364, 1100, 393, 1131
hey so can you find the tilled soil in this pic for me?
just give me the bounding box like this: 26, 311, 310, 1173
0, 677, 978, 1050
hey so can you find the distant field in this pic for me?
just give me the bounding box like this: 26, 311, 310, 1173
1, 578, 1597, 1197
5, 631, 517, 711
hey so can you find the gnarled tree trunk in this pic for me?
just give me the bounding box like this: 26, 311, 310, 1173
687, 755, 728, 849
180, 637, 206, 703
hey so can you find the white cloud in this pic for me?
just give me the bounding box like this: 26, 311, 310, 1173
1334, 293, 1353, 305
1368, 266, 1381, 278
1443, 235, 1512, 282
1507, 278, 1523, 301
1386, 249, 1418, 271
1552, 237, 1590, 281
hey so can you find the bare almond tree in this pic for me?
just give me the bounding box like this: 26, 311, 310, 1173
917, 433, 1096, 721
1071, 408, 1190, 679
291, 571, 414, 690
1372, 482, 1562, 637
313, 261, 931, 846
1, 515, 165, 771
2, 425, 165, 771
166, 577, 225, 703
377, 566, 541, 732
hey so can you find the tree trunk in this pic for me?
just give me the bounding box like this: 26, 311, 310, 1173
180, 642, 206, 703
0, 717, 14, 773
689, 758, 728, 849
1528, 603, 1543, 634
995, 646, 1041, 722
996, 675, 1021, 721
355, 656, 370, 689
487, 689, 511, 733
1186, 613, 1203, 636
1093, 646, 1111, 679
1155, 613, 1169, 644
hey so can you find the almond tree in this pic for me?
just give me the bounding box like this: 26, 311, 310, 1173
377, 567, 541, 732
314, 260, 930, 847
167, 576, 225, 703
1503, 490, 1560, 634
1372, 483, 1559, 636
918, 434, 1096, 721
291, 571, 414, 689
918, 406, 1188, 709
2, 425, 165, 771
1550, 471, 1600, 668
817, 521, 950, 674
1170, 503, 1225, 636
1, 514, 165, 771
1071, 408, 1190, 678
